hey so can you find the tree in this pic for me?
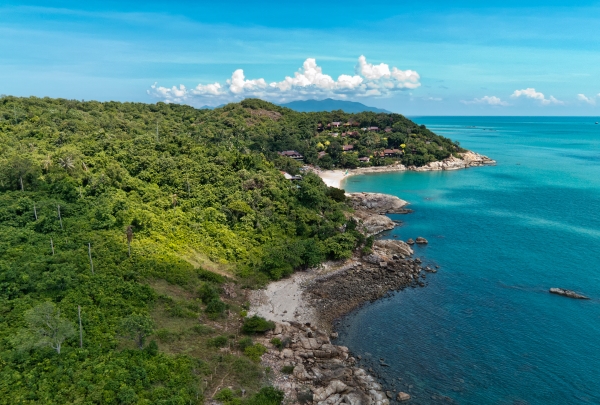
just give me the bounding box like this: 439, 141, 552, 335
119, 313, 154, 349
14, 302, 75, 354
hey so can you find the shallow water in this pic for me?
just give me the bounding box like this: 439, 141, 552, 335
336, 117, 600, 404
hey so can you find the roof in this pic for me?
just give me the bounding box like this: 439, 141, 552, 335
278, 150, 303, 157
280, 171, 293, 180
342, 145, 354, 151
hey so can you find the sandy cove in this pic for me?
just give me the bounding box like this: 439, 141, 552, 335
249, 193, 429, 405
316, 150, 495, 189
248, 152, 494, 405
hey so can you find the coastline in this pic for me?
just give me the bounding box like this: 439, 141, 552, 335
249, 151, 494, 404
316, 150, 495, 189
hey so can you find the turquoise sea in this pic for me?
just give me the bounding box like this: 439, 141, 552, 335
336, 117, 600, 404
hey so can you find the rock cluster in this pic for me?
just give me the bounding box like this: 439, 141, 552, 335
305, 254, 428, 327
347, 193, 410, 214
259, 322, 391, 405
351, 210, 396, 237
409, 151, 495, 172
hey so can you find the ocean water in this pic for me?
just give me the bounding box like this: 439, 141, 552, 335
336, 117, 600, 404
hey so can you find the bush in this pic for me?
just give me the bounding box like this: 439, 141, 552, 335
215, 388, 234, 402
205, 298, 227, 319
242, 315, 275, 334
155, 328, 180, 343
270, 337, 283, 350
327, 187, 346, 202
245, 386, 284, 405
198, 283, 220, 303
244, 344, 267, 362
281, 365, 294, 374
238, 337, 254, 351
207, 335, 228, 348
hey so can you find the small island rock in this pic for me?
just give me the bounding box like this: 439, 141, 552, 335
406, 238, 415, 245
415, 237, 428, 244
549, 288, 589, 300
397, 392, 411, 401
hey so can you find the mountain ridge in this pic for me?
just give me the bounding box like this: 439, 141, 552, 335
279, 98, 391, 113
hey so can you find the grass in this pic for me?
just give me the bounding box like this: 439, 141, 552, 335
146, 269, 269, 399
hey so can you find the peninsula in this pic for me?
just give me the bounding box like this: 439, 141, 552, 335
0, 96, 491, 405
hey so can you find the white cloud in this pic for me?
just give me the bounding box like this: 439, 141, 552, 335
577, 93, 597, 105
511, 88, 564, 105
148, 56, 420, 106
461, 95, 509, 106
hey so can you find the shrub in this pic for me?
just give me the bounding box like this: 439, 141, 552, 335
205, 298, 227, 319
207, 335, 228, 348
270, 337, 283, 350
242, 316, 275, 334
244, 344, 267, 362
327, 187, 346, 202
198, 283, 220, 303
192, 324, 214, 335
215, 388, 234, 402
155, 328, 180, 343
238, 337, 254, 351
245, 386, 284, 405
281, 365, 294, 374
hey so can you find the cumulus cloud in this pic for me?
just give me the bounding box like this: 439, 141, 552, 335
577, 93, 597, 105
148, 56, 420, 106
511, 88, 564, 105
461, 96, 509, 106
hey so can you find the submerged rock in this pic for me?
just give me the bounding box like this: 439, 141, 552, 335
549, 288, 590, 300
397, 392, 411, 401
406, 238, 415, 245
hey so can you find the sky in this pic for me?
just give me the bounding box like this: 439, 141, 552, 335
1, 1, 600, 115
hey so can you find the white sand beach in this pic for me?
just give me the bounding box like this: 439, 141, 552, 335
316, 170, 352, 188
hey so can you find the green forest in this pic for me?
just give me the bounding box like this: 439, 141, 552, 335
0, 96, 459, 404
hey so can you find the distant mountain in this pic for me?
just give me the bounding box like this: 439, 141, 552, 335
279, 98, 391, 113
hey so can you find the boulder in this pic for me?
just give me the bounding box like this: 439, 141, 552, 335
397, 392, 411, 401
415, 237, 428, 244
347, 192, 409, 214
352, 210, 396, 236
549, 288, 589, 300
374, 239, 413, 257
406, 238, 415, 245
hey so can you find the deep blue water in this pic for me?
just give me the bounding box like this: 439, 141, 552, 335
336, 117, 600, 404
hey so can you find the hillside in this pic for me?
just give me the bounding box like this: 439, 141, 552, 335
279, 98, 390, 113
0, 96, 461, 404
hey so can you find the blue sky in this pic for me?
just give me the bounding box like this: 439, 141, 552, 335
1, 1, 600, 115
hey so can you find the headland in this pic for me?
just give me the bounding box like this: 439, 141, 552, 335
249, 150, 494, 404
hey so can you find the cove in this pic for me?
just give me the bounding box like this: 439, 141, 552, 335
335, 117, 600, 404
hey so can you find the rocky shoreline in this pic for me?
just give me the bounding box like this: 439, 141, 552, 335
250, 192, 440, 404
317, 150, 495, 189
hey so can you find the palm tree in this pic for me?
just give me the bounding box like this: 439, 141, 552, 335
58, 156, 75, 172
42, 154, 52, 172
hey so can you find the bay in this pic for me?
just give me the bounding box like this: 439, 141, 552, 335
336, 117, 600, 404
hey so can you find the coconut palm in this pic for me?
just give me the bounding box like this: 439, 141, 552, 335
58, 155, 75, 172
